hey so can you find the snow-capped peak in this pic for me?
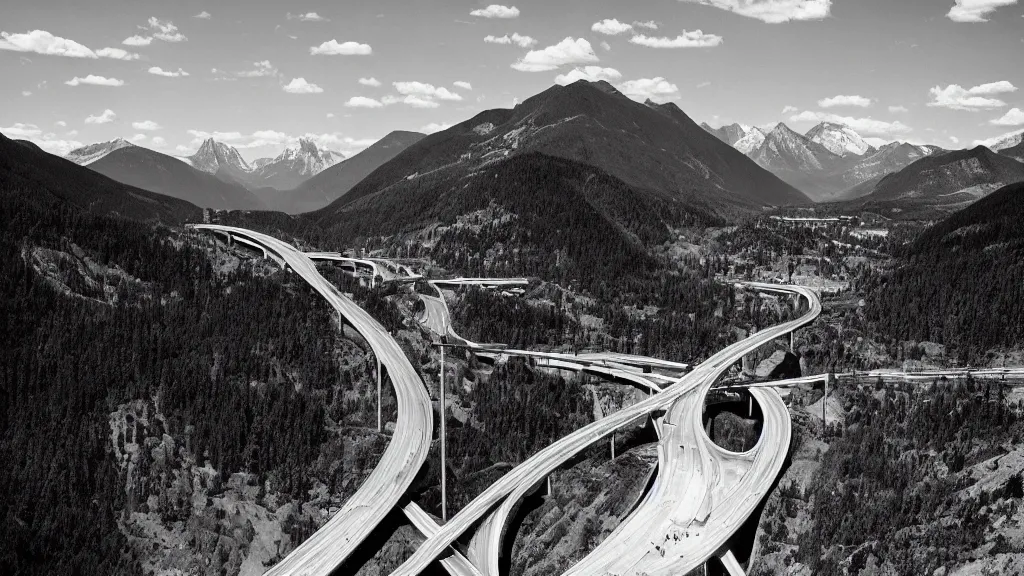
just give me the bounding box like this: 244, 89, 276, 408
989, 130, 1024, 152
806, 122, 872, 157
734, 127, 766, 155
64, 138, 134, 165
252, 138, 343, 178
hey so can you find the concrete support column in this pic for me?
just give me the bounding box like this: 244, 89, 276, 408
823, 372, 833, 431
377, 357, 382, 433
440, 339, 447, 522
719, 549, 746, 576
610, 432, 616, 460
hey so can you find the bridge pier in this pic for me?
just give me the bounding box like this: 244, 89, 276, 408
440, 338, 447, 522
719, 549, 747, 576
610, 432, 615, 460
377, 357, 382, 432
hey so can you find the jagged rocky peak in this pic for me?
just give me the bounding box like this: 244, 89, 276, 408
806, 121, 872, 157
64, 138, 134, 166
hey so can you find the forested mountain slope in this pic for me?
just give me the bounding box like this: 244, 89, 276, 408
864, 182, 1024, 361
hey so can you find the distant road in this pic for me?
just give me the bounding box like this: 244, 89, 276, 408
191, 225, 433, 576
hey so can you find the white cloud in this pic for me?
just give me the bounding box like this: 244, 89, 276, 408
145, 17, 187, 42
56, 121, 67, 127
888, 105, 909, 113
287, 12, 329, 22
697, 81, 712, 88
789, 110, 912, 136
310, 39, 372, 55
991, 108, 1024, 126
679, 0, 832, 23
22, 90, 32, 96
512, 37, 598, 72
928, 81, 1017, 111
454, 80, 473, 90
950, 136, 961, 144
2, 122, 43, 137
0, 30, 96, 58
66, 130, 78, 136
359, 77, 382, 87
194, 11, 212, 20
85, 109, 117, 124
818, 94, 872, 108
421, 122, 453, 134
345, 96, 384, 108
554, 66, 622, 85
175, 144, 192, 153
96, 47, 139, 60
283, 77, 323, 94
634, 20, 659, 29
484, 33, 536, 47
973, 129, 1024, 147
148, 66, 189, 77
236, 60, 277, 78
2, 124, 85, 155
618, 77, 680, 103
947, 0, 1018, 22
782, 105, 799, 114
470, 5, 520, 18
382, 94, 440, 108
629, 30, 723, 48
592, 19, 633, 35
130, 133, 147, 143
151, 136, 166, 147
394, 81, 462, 101
122, 35, 152, 46
66, 75, 124, 87
326, 113, 335, 118
132, 120, 161, 130
600, 41, 611, 51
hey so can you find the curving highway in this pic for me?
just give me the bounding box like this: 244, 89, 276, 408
190, 225, 433, 576
389, 283, 820, 576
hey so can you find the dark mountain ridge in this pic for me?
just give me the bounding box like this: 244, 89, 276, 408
0, 132, 199, 223
853, 146, 1024, 217
87, 146, 266, 211
317, 80, 806, 221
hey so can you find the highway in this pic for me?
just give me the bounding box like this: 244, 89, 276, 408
306, 251, 422, 284
190, 225, 433, 576
388, 283, 820, 576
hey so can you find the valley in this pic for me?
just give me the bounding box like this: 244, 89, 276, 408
4, 65, 1024, 576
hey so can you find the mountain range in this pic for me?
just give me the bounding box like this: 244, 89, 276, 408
309, 80, 807, 233
0, 132, 198, 223
181, 137, 344, 191
853, 146, 1024, 216
263, 131, 426, 214
87, 145, 266, 211
17, 80, 1024, 222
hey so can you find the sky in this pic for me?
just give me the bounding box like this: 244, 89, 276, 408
2, 0, 1023, 160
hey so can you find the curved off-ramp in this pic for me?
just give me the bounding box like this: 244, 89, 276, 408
191, 225, 433, 576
